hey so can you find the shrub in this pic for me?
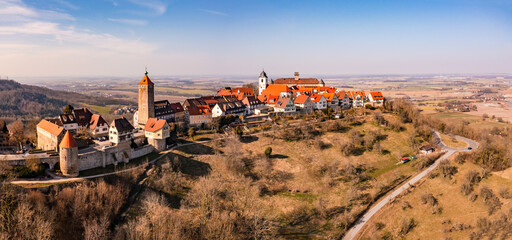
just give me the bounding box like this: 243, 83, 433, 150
264, 147, 272, 159
480, 186, 502, 215
421, 193, 438, 207
439, 160, 458, 179
398, 217, 416, 236
188, 127, 197, 140
499, 187, 512, 199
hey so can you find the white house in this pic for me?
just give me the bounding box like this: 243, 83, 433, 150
241, 96, 265, 115
311, 94, 327, 110
368, 92, 385, 106
273, 97, 296, 113
294, 94, 314, 111
109, 118, 134, 145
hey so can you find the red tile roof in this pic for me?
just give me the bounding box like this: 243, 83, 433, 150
310, 94, 325, 103
369, 91, 384, 99
294, 95, 310, 104
188, 105, 212, 116
138, 72, 154, 85
89, 114, 107, 130
274, 78, 320, 85
37, 119, 64, 136
145, 118, 167, 132
59, 131, 77, 148
322, 93, 337, 102
275, 97, 292, 109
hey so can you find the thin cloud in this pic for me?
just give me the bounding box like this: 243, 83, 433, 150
0, 0, 157, 54
53, 0, 79, 10
108, 18, 147, 26
129, 0, 166, 15
198, 9, 228, 16
0, 0, 75, 20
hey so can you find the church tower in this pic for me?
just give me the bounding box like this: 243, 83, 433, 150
258, 70, 268, 95
138, 70, 155, 127
59, 131, 78, 177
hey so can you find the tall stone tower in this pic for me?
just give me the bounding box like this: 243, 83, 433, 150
258, 70, 268, 95
138, 70, 155, 127
59, 131, 78, 177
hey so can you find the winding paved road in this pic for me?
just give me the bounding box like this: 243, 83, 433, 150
342, 132, 479, 240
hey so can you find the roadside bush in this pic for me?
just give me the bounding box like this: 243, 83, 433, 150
439, 160, 458, 179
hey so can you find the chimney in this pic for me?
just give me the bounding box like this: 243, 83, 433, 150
294, 72, 299, 81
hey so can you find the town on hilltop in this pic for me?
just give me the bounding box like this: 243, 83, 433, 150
4, 70, 385, 177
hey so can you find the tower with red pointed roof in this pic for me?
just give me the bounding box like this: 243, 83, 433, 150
59, 131, 78, 177
137, 69, 155, 127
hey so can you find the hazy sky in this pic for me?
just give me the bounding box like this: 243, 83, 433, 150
1, 0, 512, 78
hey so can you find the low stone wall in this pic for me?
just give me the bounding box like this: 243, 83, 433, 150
130, 145, 154, 159
1, 144, 156, 173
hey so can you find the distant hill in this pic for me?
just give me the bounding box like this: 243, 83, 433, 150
0, 80, 133, 117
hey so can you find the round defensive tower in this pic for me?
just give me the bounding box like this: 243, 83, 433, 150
59, 131, 79, 177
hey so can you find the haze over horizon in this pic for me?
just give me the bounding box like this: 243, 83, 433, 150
1, 0, 512, 78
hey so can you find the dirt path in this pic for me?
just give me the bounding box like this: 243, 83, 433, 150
341, 132, 479, 240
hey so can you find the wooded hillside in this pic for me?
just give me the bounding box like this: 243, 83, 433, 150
0, 80, 133, 117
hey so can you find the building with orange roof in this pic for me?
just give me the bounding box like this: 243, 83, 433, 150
294, 95, 314, 111
310, 94, 327, 110
336, 91, 352, 109
322, 92, 339, 108
217, 87, 254, 100
350, 91, 367, 108
89, 114, 109, 137
259, 85, 292, 105
137, 70, 155, 127
37, 119, 65, 151
273, 72, 325, 88
368, 92, 385, 106
59, 131, 79, 177
144, 118, 170, 151
273, 97, 296, 113
188, 105, 212, 127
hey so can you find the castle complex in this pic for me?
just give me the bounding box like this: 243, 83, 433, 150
22, 69, 384, 177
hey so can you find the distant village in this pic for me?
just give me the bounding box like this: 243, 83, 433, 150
3, 70, 385, 177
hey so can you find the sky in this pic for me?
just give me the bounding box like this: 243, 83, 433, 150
1, 0, 512, 78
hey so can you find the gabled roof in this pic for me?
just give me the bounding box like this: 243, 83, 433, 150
89, 114, 108, 130
110, 118, 134, 133
138, 72, 154, 85
59, 131, 77, 148
273, 78, 320, 85
275, 97, 292, 109
369, 91, 384, 99
322, 93, 337, 102
154, 100, 174, 117
242, 95, 263, 106
310, 94, 325, 103
336, 91, 348, 99
188, 105, 212, 116
420, 145, 434, 151
261, 85, 291, 95
217, 87, 254, 97
169, 102, 184, 113
59, 114, 76, 124
259, 70, 268, 78
145, 118, 167, 132
294, 95, 311, 104
37, 119, 64, 136
73, 108, 93, 127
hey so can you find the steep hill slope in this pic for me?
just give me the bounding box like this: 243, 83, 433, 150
0, 80, 133, 117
